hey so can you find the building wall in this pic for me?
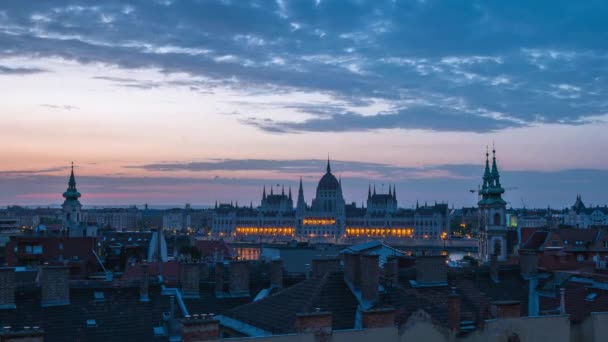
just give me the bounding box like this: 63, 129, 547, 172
212, 315, 571, 342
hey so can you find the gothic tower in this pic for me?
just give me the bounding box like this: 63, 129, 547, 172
478, 147, 508, 261
62, 162, 82, 236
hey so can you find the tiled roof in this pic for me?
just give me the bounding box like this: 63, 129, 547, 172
220, 271, 358, 335
387, 268, 529, 326
521, 231, 549, 250
0, 283, 253, 342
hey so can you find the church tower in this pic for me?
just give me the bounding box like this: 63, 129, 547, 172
478, 147, 508, 261
62, 162, 82, 236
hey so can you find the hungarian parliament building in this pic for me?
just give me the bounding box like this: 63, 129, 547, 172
211, 160, 449, 242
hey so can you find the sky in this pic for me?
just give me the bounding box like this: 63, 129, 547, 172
1, 0, 607, 208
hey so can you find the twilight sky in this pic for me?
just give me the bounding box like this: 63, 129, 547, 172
1, 0, 608, 208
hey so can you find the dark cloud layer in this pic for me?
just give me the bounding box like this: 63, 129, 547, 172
2, 163, 607, 209
1, 1, 607, 133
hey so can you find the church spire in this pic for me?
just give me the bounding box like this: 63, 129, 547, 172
373, 184, 376, 196
262, 185, 266, 201
62, 162, 81, 202
297, 177, 306, 210
491, 144, 501, 187
326, 155, 331, 174
483, 146, 491, 189
281, 184, 285, 196
368, 184, 372, 200
388, 184, 393, 197
289, 186, 292, 201
393, 185, 396, 199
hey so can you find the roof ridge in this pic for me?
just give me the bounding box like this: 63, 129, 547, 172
302, 272, 331, 313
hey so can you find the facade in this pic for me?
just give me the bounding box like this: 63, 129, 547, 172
211, 159, 449, 242
563, 195, 608, 228
478, 148, 508, 262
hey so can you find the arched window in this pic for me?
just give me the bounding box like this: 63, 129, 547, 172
66, 213, 71, 221
493, 213, 501, 225
493, 239, 502, 256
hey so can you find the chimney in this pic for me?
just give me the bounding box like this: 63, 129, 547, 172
448, 288, 461, 334
270, 259, 283, 289
140, 261, 150, 302
384, 256, 399, 287
214, 262, 224, 297
229, 261, 250, 297
415, 255, 447, 286
181, 314, 219, 342
519, 251, 538, 278
343, 252, 361, 289
295, 310, 332, 338
560, 287, 566, 315
0, 326, 44, 342
40, 266, 70, 307
312, 258, 341, 278
490, 301, 521, 318
360, 254, 379, 305
181, 262, 201, 298
490, 254, 499, 283
361, 307, 395, 329
0, 267, 16, 309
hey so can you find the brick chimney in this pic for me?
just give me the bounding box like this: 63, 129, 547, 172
490, 301, 521, 318
361, 307, 395, 328
140, 261, 150, 302
519, 251, 538, 278
360, 254, 379, 305
295, 310, 332, 338
40, 266, 70, 307
312, 258, 341, 278
490, 254, 499, 283
229, 261, 250, 297
448, 289, 461, 334
214, 262, 224, 297
181, 314, 219, 342
181, 262, 201, 298
0, 327, 44, 342
560, 287, 566, 315
270, 259, 283, 289
343, 252, 361, 289
415, 255, 447, 286
0, 267, 16, 309
383, 256, 399, 287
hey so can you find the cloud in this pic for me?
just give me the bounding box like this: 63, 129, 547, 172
0, 0, 607, 133
3, 164, 608, 208
0, 65, 47, 75
40, 104, 78, 110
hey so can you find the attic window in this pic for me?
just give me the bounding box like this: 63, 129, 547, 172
94, 291, 105, 301
86, 319, 97, 328
586, 293, 597, 302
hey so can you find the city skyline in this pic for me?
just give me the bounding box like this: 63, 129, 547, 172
1, 1, 608, 207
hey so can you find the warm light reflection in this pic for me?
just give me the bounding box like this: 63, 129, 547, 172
235, 226, 295, 236
345, 227, 414, 238
303, 218, 336, 225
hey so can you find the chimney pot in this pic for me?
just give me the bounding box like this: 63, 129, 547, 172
40, 266, 70, 307
270, 259, 283, 289
312, 258, 341, 278
448, 292, 461, 334
181, 262, 201, 298
229, 261, 250, 297
0, 267, 16, 309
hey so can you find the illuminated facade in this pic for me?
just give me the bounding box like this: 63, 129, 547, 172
210, 159, 449, 241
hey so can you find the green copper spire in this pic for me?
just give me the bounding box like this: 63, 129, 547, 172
63, 162, 81, 202
491, 146, 501, 187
